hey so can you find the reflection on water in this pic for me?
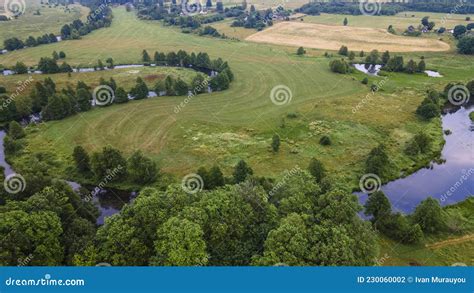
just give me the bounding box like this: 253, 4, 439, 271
0, 132, 135, 225
84, 186, 136, 225
0, 131, 14, 176
424, 70, 443, 77
358, 104, 474, 214
353, 64, 382, 76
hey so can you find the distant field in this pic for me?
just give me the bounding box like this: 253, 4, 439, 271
221, 0, 309, 9
0, 1, 88, 43
303, 12, 474, 32
246, 21, 450, 52
211, 19, 257, 39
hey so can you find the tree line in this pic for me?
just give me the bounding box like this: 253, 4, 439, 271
296, 1, 474, 16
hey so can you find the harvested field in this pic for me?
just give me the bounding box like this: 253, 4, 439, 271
246, 22, 450, 52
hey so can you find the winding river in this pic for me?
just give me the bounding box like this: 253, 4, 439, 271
0, 139, 135, 225
358, 104, 474, 213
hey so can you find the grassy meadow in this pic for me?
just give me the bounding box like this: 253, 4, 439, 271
1, 7, 473, 187
0, 1, 89, 43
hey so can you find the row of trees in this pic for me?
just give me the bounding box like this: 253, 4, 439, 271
337, 46, 428, 74
296, 2, 474, 16
142, 49, 232, 74
365, 191, 450, 244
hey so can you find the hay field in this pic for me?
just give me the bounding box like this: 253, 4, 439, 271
246, 21, 450, 52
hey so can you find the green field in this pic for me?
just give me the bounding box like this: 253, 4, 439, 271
0, 7, 473, 184
0, 1, 89, 43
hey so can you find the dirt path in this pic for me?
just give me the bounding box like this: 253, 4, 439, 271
426, 234, 474, 250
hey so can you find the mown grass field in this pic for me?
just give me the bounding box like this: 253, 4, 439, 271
0, 7, 473, 186
0, 1, 89, 43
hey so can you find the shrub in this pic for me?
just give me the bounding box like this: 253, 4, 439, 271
8, 121, 25, 139
338, 45, 348, 56
457, 35, 474, 55
361, 77, 369, 84
319, 135, 331, 146
329, 59, 349, 74
416, 101, 440, 120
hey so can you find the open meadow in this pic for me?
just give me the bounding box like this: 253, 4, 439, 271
0, 0, 89, 43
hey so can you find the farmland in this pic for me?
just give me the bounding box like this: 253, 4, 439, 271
246, 21, 450, 52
